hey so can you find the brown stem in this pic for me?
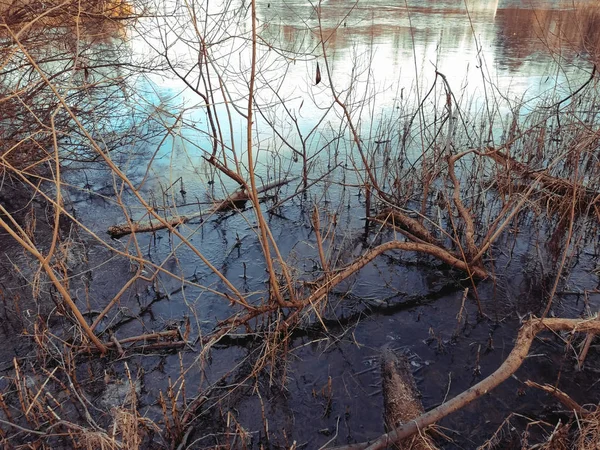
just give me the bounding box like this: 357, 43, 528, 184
202, 155, 246, 187
447, 151, 478, 260
90, 269, 142, 331
376, 208, 440, 246
524, 380, 587, 415
0, 209, 107, 353
312, 206, 329, 273
6, 27, 249, 309
310, 240, 487, 301
107, 177, 298, 238
481, 148, 599, 204
246, 0, 287, 307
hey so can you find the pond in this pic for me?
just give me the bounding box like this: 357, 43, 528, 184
114, 0, 598, 212
1, 0, 600, 448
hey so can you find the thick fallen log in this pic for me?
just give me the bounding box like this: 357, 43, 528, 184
329, 317, 600, 450
381, 349, 438, 450
108, 178, 297, 238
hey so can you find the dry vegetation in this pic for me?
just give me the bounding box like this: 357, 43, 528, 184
1, 0, 600, 449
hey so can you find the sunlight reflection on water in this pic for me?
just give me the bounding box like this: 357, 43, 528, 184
126, 0, 598, 196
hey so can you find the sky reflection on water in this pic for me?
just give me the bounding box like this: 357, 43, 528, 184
127, 0, 599, 195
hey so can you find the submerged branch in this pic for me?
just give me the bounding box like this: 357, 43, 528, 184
310, 240, 488, 299
482, 148, 600, 207
107, 177, 297, 238
375, 208, 441, 246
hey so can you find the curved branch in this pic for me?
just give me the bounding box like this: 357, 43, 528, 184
310, 240, 488, 302
329, 317, 600, 450
447, 151, 478, 260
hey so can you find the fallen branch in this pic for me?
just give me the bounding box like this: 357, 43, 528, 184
108, 213, 192, 238
200, 239, 489, 355
329, 317, 600, 450
202, 155, 246, 186
577, 332, 595, 370
482, 148, 600, 207
373, 151, 487, 279
108, 177, 297, 238
267, 164, 340, 213
524, 380, 588, 415
375, 208, 440, 246
447, 151, 479, 260
83, 330, 186, 354
312, 240, 488, 286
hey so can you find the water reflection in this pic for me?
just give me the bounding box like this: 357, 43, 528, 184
259, 0, 599, 101
122, 0, 600, 206
495, 5, 600, 69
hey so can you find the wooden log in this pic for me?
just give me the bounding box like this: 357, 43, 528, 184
381, 348, 438, 450
107, 213, 194, 238
107, 192, 248, 237
375, 208, 440, 246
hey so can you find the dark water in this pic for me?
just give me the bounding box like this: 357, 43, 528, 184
1, 0, 600, 448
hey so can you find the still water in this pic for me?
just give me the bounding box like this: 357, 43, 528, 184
22, 1, 597, 448
87, 2, 600, 448
126, 0, 599, 197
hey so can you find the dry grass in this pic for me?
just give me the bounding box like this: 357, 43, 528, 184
573, 407, 600, 450
1, 0, 600, 449
479, 406, 600, 450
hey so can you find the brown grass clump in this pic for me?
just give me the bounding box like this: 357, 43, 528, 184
573, 407, 600, 450
110, 407, 160, 450
74, 430, 120, 450
479, 405, 600, 450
